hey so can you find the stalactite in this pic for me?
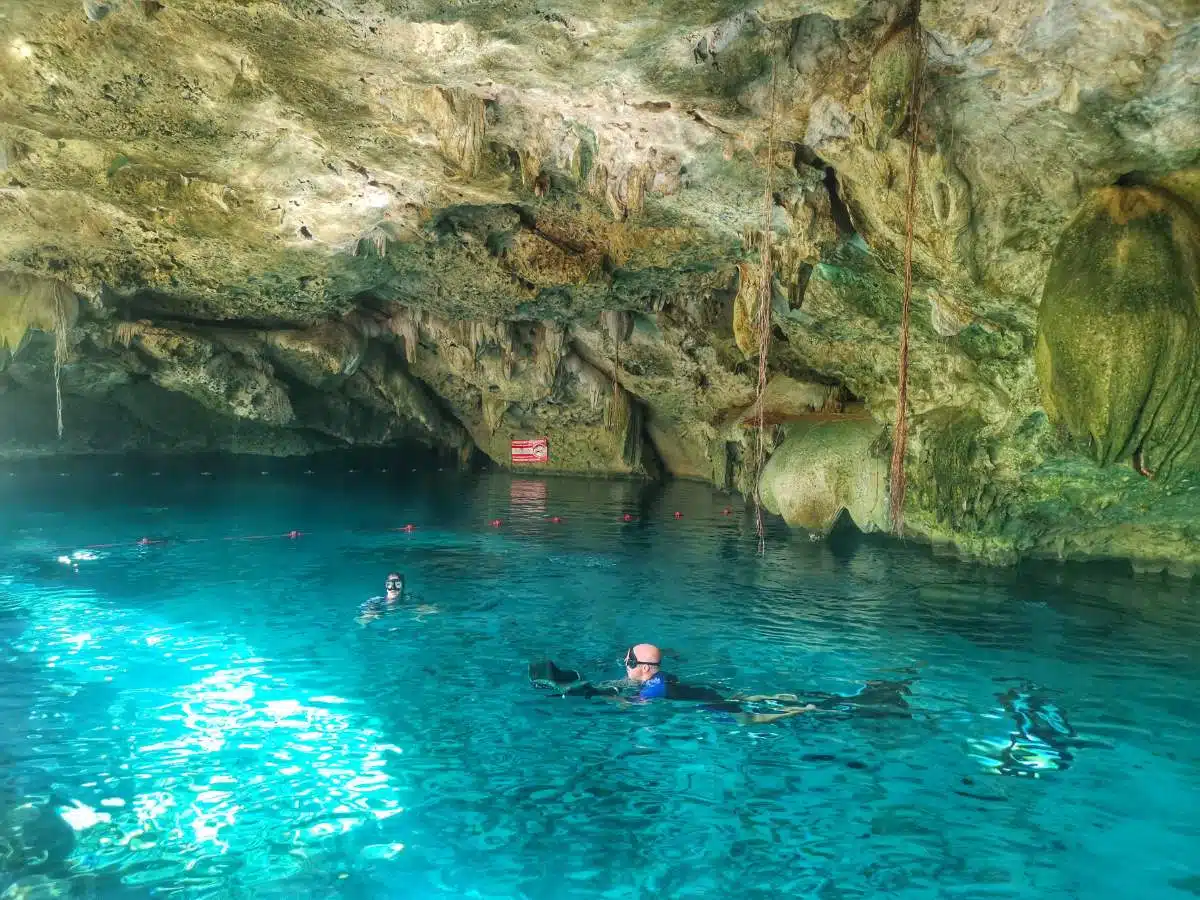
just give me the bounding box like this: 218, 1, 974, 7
888, 25, 927, 535
600, 310, 633, 412
388, 307, 422, 365
753, 64, 778, 556
481, 394, 508, 434
534, 321, 566, 388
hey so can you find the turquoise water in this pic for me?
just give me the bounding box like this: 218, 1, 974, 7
2, 455, 1198, 899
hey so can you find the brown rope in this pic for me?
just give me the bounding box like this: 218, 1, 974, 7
888, 30, 926, 535
53, 290, 69, 440
753, 63, 778, 556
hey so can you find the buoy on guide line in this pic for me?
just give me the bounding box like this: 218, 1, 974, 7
722, 507, 732, 516
489, 519, 503, 528
397, 524, 416, 533
622, 513, 635, 522
673, 511, 683, 519
549, 516, 563, 524
286, 530, 302, 540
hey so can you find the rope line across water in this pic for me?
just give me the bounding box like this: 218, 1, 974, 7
36, 511, 730, 558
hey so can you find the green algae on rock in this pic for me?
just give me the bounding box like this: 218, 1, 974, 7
1035, 185, 1200, 480
867, 24, 923, 141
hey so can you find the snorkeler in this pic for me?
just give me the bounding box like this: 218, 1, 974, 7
383, 572, 405, 602
530, 642, 917, 726
356, 572, 406, 624
356, 572, 438, 624
983, 683, 1107, 777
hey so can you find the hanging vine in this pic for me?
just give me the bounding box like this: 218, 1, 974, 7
888, 26, 927, 535
52, 287, 71, 440
753, 63, 778, 556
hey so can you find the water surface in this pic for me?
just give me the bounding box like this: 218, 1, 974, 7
1, 456, 1198, 899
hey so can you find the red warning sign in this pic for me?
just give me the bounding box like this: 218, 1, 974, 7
511, 438, 549, 464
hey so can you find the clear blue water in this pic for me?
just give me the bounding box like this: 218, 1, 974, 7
2, 456, 1199, 899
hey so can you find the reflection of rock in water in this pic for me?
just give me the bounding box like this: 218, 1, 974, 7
972, 683, 1107, 778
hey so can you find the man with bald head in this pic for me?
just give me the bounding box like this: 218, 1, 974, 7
623, 643, 668, 700
620, 642, 816, 723
532, 644, 913, 725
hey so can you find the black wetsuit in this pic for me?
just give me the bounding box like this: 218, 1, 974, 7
529, 660, 913, 717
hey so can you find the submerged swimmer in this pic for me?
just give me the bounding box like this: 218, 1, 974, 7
531, 642, 913, 726
983, 683, 1107, 777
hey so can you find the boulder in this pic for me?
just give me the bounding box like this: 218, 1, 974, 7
758, 419, 889, 534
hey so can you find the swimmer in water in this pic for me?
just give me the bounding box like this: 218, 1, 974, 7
356, 572, 405, 624
530, 643, 821, 725
384, 572, 405, 603
621, 643, 816, 723
357, 572, 437, 624
985, 683, 1107, 776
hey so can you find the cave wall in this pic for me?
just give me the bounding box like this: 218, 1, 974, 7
1, 0, 1198, 571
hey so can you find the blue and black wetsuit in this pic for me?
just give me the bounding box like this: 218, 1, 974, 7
530, 658, 914, 718
635, 671, 743, 712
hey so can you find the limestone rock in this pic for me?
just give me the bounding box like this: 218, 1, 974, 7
0, 0, 1196, 566
758, 419, 889, 534
868, 25, 923, 140
0, 274, 79, 355
267, 322, 367, 388
1035, 185, 1200, 479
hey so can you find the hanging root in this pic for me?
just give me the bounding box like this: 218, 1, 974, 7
53, 292, 69, 439
888, 26, 926, 535
753, 63, 778, 556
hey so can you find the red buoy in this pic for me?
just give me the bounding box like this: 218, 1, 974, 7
722, 507, 732, 516
287, 530, 302, 540
489, 519, 503, 528
550, 516, 563, 524
674, 511, 683, 519
622, 513, 634, 522
401, 524, 416, 533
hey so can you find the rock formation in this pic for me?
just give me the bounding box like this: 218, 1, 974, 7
1, 0, 1197, 571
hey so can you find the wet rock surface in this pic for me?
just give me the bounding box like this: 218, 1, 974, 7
0, 0, 1197, 570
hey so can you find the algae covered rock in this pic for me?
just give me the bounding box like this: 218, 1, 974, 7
1035, 185, 1200, 478
758, 418, 889, 534
868, 26, 922, 140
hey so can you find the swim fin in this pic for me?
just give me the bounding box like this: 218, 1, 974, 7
528, 659, 582, 689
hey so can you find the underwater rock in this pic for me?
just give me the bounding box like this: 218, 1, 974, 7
758, 419, 889, 534
1035, 185, 1200, 479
